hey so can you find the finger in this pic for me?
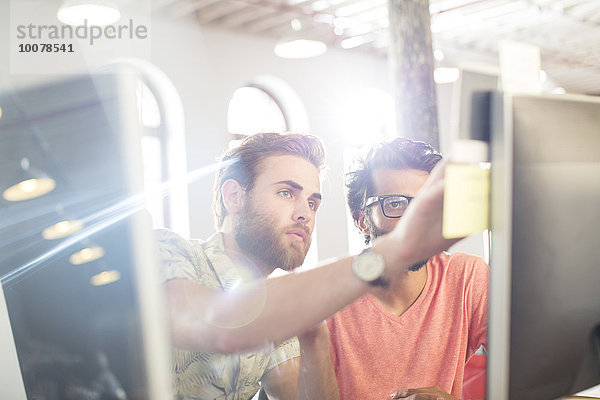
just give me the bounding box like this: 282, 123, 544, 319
428, 158, 449, 181
390, 389, 408, 399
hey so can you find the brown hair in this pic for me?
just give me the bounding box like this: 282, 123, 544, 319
213, 132, 326, 229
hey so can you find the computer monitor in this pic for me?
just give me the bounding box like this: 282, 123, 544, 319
0, 73, 172, 399
486, 92, 600, 399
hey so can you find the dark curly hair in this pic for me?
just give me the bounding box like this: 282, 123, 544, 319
346, 137, 442, 244
213, 132, 326, 229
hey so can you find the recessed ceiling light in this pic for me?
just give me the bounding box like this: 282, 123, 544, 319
69, 246, 105, 265
274, 39, 327, 59
311, 1, 329, 12
3, 158, 56, 202
274, 18, 327, 59
291, 18, 302, 32
434, 67, 460, 84
42, 220, 84, 240
3, 178, 56, 201
341, 35, 369, 49
90, 270, 121, 286
2, 157, 56, 201
57, 1, 121, 27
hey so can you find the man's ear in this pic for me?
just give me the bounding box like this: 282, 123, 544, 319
355, 210, 371, 237
221, 179, 246, 215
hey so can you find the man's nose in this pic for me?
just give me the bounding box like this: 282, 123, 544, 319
293, 200, 312, 223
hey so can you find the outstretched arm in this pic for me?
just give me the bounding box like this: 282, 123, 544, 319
166, 160, 458, 353
166, 255, 370, 353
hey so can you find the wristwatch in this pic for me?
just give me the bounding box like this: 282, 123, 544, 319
352, 248, 389, 288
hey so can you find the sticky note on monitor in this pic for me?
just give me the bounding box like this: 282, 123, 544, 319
443, 164, 490, 239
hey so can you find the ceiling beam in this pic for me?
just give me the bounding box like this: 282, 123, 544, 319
219, 6, 277, 29
196, 1, 249, 24
170, 0, 221, 18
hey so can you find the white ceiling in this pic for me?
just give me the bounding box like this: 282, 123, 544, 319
153, 0, 600, 95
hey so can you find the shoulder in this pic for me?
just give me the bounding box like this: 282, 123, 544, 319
154, 229, 198, 264
153, 228, 208, 256
448, 251, 487, 268
430, 252, 489, 285
153, 228, 213, 283
434, 251, 487, 271
154, 228, 192, 248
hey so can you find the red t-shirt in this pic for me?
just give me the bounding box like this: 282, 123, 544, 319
327, 252, 488, 400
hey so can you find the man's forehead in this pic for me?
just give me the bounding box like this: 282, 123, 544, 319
371, 168, 429, 192
255, 155, 321, 188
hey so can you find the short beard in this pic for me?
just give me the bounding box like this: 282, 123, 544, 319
365, 215, 428, 272
234, 198, 310, 273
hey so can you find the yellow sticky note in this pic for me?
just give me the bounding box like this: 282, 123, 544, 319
443, 164, 490, 239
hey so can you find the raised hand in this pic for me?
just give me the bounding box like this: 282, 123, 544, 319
390, 385, 457, 400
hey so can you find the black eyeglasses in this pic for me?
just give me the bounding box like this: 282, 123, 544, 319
364, 195, 414, 218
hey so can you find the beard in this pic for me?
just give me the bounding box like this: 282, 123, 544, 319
234, 200, 311, 273
366, 217, 428, 272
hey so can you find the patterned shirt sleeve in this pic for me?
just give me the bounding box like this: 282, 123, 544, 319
264, 337, 301, 375
153, 228, 202, 284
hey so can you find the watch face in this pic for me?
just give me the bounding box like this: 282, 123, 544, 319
354, 250, 385, 282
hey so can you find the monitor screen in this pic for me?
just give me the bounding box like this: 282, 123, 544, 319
0, 73, 172, 400
487, 92, 600, 399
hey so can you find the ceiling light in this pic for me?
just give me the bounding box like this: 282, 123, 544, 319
57, 1, 121, 27
340, 37, 360, 49
434, 49, 445, 61
69, 246, 105, 265
274, 39, 327, 59
434, 67, 460, 84
539, 70, 547, 82
274, 19, 327, 59
311, 1, 329, 12
314, 13, 334, 24
90, 269, 121, 286
291, 18, 302, 32
42, 219, 84, 240
2, 158, 56, 202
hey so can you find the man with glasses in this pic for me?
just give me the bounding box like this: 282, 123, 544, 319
326, 137, 489, 400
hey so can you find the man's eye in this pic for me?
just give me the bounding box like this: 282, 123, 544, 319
389, 201, 401, 208
278, 190, 292, 198
308, 201, 318, 211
